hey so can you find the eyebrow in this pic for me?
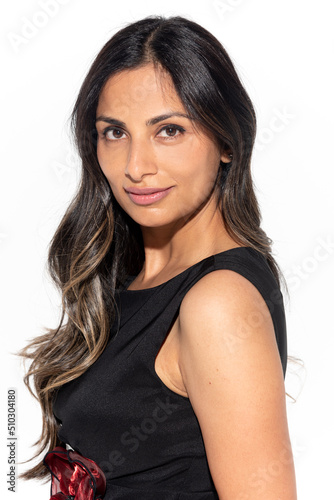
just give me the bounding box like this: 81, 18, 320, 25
95, 112, 194, 127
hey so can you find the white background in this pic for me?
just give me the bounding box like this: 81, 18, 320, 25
1, 0, 333, 498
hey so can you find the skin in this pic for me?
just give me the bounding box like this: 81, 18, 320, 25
95, 63, 297, 499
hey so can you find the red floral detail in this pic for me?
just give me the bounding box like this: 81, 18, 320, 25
43, 446, 106, 500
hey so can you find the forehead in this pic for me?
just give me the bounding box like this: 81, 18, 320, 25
96, 64, 184, 116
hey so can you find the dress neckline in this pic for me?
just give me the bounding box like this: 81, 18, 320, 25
120, 246, 253, 293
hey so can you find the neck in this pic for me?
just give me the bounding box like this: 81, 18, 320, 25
135, 195, 239, 285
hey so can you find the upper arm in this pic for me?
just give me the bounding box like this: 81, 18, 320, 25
178, 270, 297, 500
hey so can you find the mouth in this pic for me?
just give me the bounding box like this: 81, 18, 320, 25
125, 186, 172, 195
124, 186, 174, 205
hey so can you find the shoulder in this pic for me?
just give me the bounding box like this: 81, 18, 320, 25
178, 268, 280, 379
179, 268, 273, 339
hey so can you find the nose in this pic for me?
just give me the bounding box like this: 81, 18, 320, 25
125, 137, 158, 181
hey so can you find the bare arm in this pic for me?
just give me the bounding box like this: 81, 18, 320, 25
178, 270, 297, 499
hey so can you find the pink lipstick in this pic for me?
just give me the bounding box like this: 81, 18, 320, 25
125, 186, 174, 205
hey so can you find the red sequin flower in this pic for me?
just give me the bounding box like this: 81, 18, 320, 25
43, 446, 106, 500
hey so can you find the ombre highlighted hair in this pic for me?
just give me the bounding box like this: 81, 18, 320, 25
19, 15, 286, 480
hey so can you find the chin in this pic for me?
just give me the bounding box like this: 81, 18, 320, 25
129, 215, 173, 229
115, 198, 191, 229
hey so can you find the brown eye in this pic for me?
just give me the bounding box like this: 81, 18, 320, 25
166, 127, 177, 136
158, 125, 185, 139
104, 128, 126, 140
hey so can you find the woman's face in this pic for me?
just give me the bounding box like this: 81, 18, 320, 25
95, 63, 229, 229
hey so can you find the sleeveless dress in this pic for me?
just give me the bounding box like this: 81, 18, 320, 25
52, 246, 287, 499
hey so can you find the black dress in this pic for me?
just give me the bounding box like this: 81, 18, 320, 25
52, 247, 287, 499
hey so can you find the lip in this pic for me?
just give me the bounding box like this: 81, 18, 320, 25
124, 186, 174, 206
124, 186, 172, 195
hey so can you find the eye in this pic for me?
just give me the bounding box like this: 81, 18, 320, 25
100, 124, 185, 142
158, 125, 185, 139
103, 127, 126, 140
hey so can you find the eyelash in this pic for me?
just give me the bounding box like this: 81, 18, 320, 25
101, 124, 186, 141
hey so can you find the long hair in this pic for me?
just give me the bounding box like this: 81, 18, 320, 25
19, 15, 286, 480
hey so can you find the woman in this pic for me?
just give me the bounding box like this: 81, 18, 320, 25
20, 15, 297, 499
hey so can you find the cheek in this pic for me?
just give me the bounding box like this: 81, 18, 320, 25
180, 152, 220, 200
190, 172, 217, 207
97, 144, 120, 189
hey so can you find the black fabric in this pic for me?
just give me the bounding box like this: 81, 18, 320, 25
52, 246, 287, 499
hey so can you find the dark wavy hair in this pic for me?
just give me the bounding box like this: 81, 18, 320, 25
18, 14, 287, 481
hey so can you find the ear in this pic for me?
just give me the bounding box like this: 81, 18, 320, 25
220, 145, 233, 163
